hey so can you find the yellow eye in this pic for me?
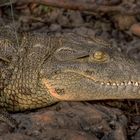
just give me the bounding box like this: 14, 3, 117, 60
90, 51, 109, 62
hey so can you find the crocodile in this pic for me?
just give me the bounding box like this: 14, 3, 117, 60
0, 25, 140, 126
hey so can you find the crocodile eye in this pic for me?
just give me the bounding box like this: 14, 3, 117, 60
90, 51, 109, 62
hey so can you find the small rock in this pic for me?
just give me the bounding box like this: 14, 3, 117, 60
114, 14, 136, 30
49, 23, 61, 31
134, 128, 140, 140
130, 23, 140, 37
0, 122, 13, 135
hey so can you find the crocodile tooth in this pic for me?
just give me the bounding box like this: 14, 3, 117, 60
107, 82, 110, 85
101, 82, 104, 85
121, 82, 124, 86
128, 81, 132, 85
135, 82, 139, 86
112, 83, 116, 86
116, 83, 120, 86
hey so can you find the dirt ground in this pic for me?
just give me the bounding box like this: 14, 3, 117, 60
0, 2, 140, 140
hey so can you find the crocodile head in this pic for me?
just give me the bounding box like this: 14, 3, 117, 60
1, 31, 140, 112
41, 33, 140, 100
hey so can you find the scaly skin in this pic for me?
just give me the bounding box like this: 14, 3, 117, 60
0, 26, 140, 113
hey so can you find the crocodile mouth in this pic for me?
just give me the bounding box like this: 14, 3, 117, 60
43, 71, 140, 100
77, 72, 140, 88
61, 69, 140, 88
61, 70, 140, 88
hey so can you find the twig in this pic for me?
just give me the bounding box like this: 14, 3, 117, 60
1, 0, 140, 15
